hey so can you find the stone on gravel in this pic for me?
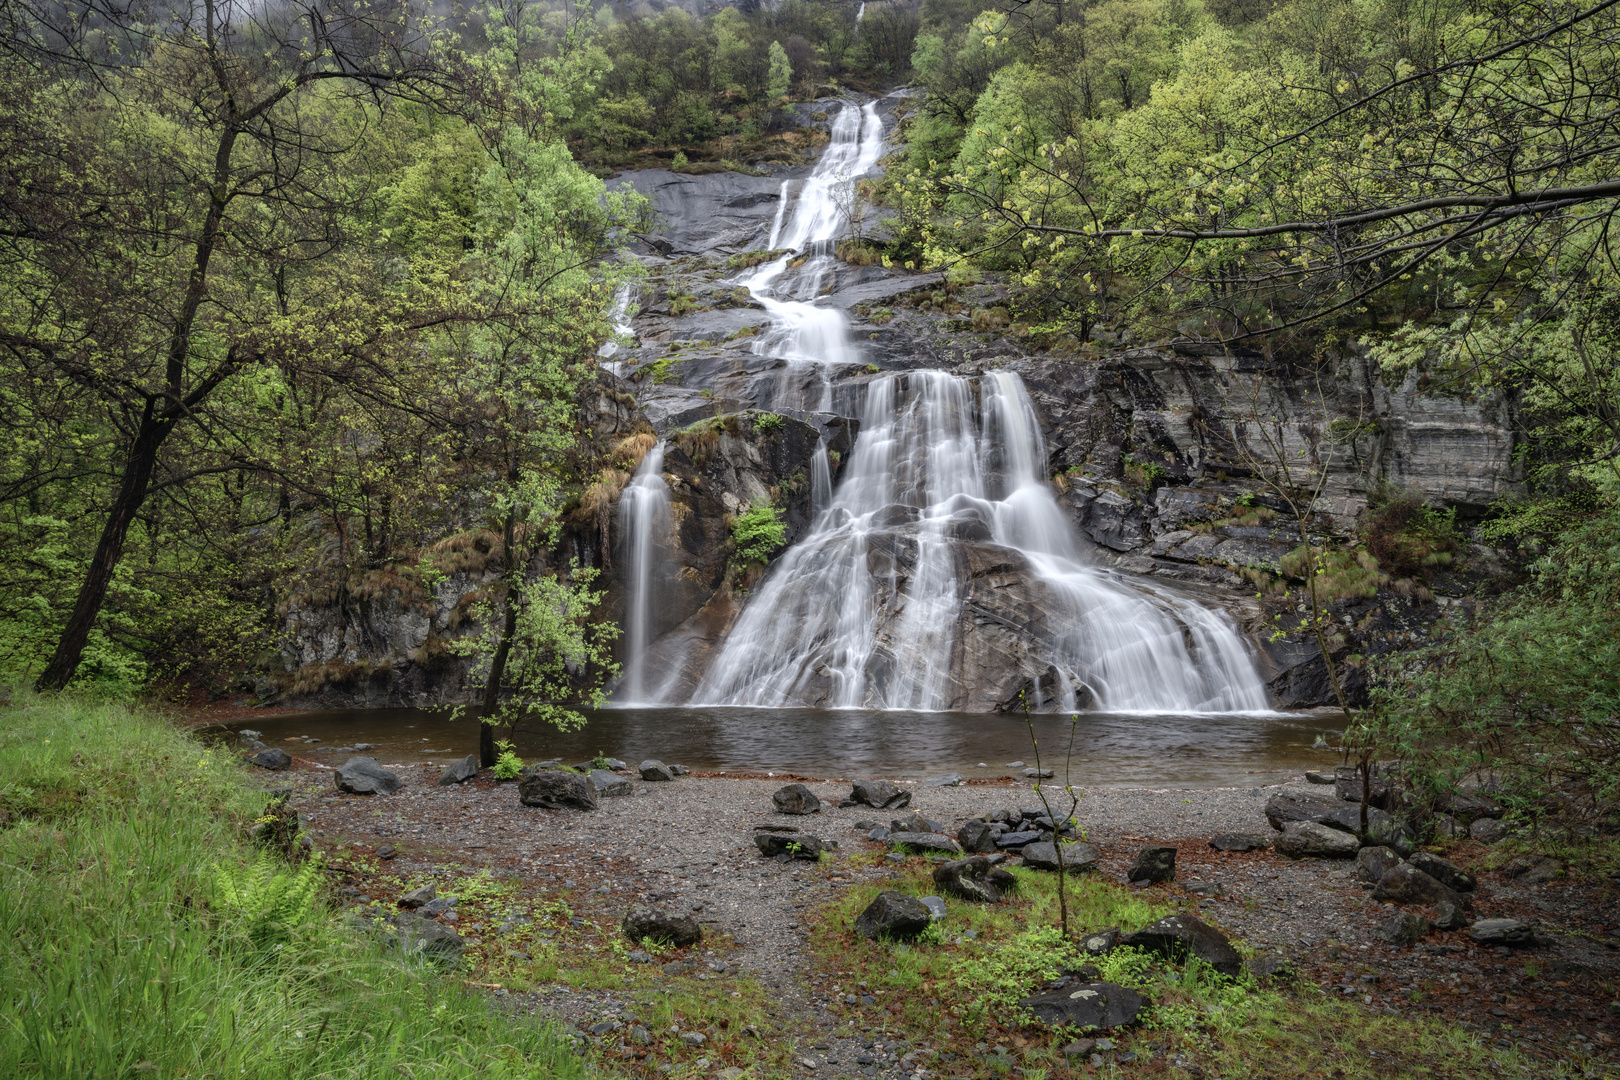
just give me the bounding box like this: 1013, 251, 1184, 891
680, 1031, 706, 1046
394, 912, 463, 961
923, 773, 963, 787
1263, 791, 1344, 830
892, 813, 946, 834
772, 783, 821, 814
919, 896, 947, 921
251, 748, 291, 770
1374, 912, 1432, 945
1081, 928, 1121, 955
1246, 956, 1295, 980
866, 827, 890, 842
1371, 864, 1465, 907
1023, 841, 1101, 873
887, 831, 962, 856
1355, 846, 1403, 884
849, 778, 911, 810
518, 771, 598, 810
588, 769, 634, 797
957, 820, 997, 853
1306, 771, 1334, 784
1407, 851, 1475, 893
1434, 898, 1470, 931
932, 856, 1005, 903
1021, 768, 1056, 779
1469, 918, 1535, 946
1503, 854, 1563, 884
1020, 981, 1143, 1029
335, 756, 402, 795
639, 760, 677, 782
995, 829, 1042, 849
1127, 845, 1177, 883
854, 891, 933, 941
1122, 914, 1243, 976
375, 844, 397, 859
1209, 833, 1271, 852
623, 904, 702, 947
575, 757, 628, 772
753, 832, 824, 859
437, 754, 479, 786
1276, 821, 1360, 858
399, 885, 436, 909
1469, 817, 1509, 844
421, 895, 457, 916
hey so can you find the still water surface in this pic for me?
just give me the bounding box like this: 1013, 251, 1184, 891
232, 706, 1343, 789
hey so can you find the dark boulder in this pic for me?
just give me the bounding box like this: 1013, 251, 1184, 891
251, 748, 291, 771
772, 783, 821, 814
1407, 851, 1475, 893
1023, 841, 1101, 873
1502, 854, 1563, 884
394, 912, 464, 961
1127, 846, 1177, 883
888, 831, 962, 856
1209, 833, 1271, 852
1276, 821, 1359, 858
1374, 912, 1431, 946
1263, 792, 1344, 830
957, 820, 998, 853
438, 755, 479, 786
849, 779, 911, 810
891, 813, 946, 834
335, 756, 402, 795
640, 760, 677, 782
1355, 846, 1402, 884
1469, 918, 1535, 946
932, 856, 1004, 903
1371, 864, 1466, 908
1122, 914, 1243, 976
1020, 981, 1144, 1030
623, 904, 702, 947
854, 891, 933, 940
518, 771, 598, 810
1433, 898, 1469, 931
1081, 928, 1121, 955
1445, 792, 1504, 823
589, 769, 634, 797
995, 829, 1043, 849
1469, 817, 1508, 844
754, 832, 824, 859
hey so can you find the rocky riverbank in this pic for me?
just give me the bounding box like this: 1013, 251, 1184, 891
261, 752, 1619, 1078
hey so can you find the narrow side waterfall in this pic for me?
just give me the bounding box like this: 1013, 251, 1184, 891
691, 370, 1271, 713
616, 441, 671, 704
597, 283, 638, 377
736, 102, 887, 412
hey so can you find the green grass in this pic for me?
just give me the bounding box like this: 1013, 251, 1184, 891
806, 857, 1562, 1079
0, 693, 589, 1079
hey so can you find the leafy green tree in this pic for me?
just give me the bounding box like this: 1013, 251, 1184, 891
768, 40, 794, 100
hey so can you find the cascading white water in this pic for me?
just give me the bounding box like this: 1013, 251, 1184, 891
738, 102, 886, 411
810, 436, 833, 518
597, 282, 638, 377
616, 441, 671, 704
691, 370, 1272, 712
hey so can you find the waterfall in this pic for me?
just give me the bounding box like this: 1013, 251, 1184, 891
811, 436, 833, 518
616, 441, 671, 704
856, 2, 867, 22
690, 371, 1271, 713
597, 283, 638, 377
734, 102, 886, 412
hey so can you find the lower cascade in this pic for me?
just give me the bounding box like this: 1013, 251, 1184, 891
616, 441, 671, 705
690, 370, 1271, 713
618, 100, 1270, 713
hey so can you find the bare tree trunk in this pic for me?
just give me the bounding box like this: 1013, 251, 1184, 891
478, 513, 519, 767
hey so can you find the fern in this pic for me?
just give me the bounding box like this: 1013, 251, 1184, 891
491, 738, 523, 780
213, 852, 324, 947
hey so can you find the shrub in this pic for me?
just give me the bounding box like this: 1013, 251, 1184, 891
731, 503, 787, 564
1279, 545, 1388, 600
755, 411, 784, 434
492, 737, 524, 780
1362, 490, 1463, 580
670, 150, 688, 169
212, 851, 324, 947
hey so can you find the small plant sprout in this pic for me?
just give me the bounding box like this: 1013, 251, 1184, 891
1019, 693, 1086, 941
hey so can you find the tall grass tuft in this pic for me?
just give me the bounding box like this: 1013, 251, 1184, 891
0, 694, 587, 1079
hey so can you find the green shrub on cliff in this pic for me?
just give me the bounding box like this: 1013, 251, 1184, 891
731, 503, 787, 565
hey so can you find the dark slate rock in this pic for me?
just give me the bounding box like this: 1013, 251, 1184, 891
574, 757, 628, 772
1434, 898, 1469, 931
958, 820, 998, 854
335, 756, 402, 795
987, 867, 1018, 893
438, 754, 479, 786
1021, 768, 1056, 779
850, 778, 911, 810
1407, 851, 1475, 893
1371, 864, 1465, 907
1122, 914, 1243, 976
1128, 846, 1177, 883
995, 829, 1043, 849
1305, 771, 1335, 785
1276, 821, 1360, 858
1469, 817, 1508, 844
1080, 928, 1121, 955
1431, 813, 1468, 839
1355, 846, 1402, 884
923, 773, 963, 787
251, 748, 291, 771
1263, 791, 1345, 830
1334, 768, 1392, 809
1374, 912, 1432, 945
866, 827, 891, 842
589, 769, 634, 798
394, 912, 464, 961
1023, 841, 1101, 873
852, 819, 880, 831
375, 844, 397, 860
1020, 981, 1144, 1030
1503, 854, 1563, 884
518, 771, 598, 810
772, 783, 821, 814
420, 895, 457, 916
1469, 918, 1535, 946
754, 832, 824, 859
399, 885, 436, 908
1209, 833, 1271, 852
1445, 792, 1505, 823
932, 856, 1004, 903
623, 904, 702, 947
853, 891, 933, 941
639, 759, 677, 782
888, 831, 962, 856
891, 813, 945, 834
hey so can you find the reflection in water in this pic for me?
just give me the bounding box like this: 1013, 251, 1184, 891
229, 706, 1343, 789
